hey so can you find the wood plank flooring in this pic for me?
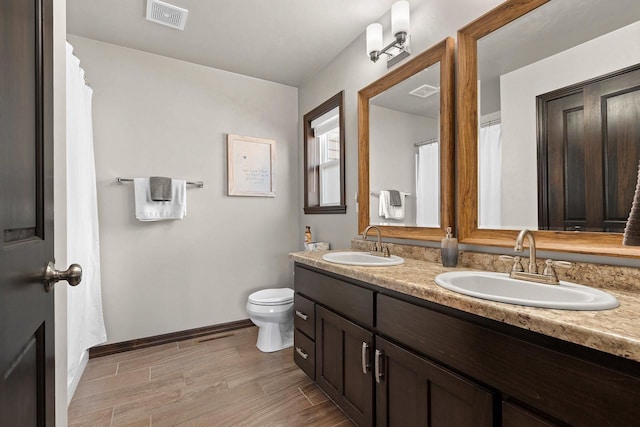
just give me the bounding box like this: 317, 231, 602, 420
69, 326, 354, 427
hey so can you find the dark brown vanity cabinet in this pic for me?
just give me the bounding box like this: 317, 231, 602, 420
316, 305, 374, 426
294, 264, 494, 426
375, 336, 493, 427
294, 263, 640, 426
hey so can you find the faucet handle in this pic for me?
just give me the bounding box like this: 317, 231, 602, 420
499, 255, 524, 272
543, 259, 573, 280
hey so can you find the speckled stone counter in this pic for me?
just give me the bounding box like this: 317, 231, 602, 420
290, 249, 640, 363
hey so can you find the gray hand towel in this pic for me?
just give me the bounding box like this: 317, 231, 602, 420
150, 176, 172, 202
388, 190, 402, 206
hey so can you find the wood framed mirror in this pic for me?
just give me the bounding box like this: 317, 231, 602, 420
358, 37, 455, 240
457, 0, 640, 257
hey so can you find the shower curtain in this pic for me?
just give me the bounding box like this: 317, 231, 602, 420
415, 142, 440, 227
66, 42, 107, 390
479, 123, 502, 227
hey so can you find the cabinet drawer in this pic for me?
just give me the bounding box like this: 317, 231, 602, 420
295, 265, 374, 327
294, 329, 315, 380
294, 293, 315, 340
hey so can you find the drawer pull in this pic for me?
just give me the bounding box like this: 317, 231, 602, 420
375, 349, 384, 383
295, 310, 309, 321
362, 342, 370, 374
295, 347, 309, 360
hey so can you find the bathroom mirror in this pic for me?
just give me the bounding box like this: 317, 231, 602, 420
359, 37, 454, 240
303, 91, 346, 214
457, 0, 640, 256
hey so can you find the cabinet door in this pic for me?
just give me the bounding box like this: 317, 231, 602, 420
502, 401, 559, 427
375, 337, 493, 427
316, 305, 373, 426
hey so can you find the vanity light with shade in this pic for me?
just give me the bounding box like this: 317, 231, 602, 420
366, 1, 411, 68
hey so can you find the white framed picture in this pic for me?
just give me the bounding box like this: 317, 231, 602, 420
227, 134, 276, 197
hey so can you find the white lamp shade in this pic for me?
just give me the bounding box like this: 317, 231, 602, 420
392, 1, 410, 36
366, 23, 383, 55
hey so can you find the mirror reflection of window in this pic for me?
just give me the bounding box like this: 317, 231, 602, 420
303, 92, 346, 214
311, 107, 341, 206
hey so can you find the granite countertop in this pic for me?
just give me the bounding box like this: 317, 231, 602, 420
290, 250, 640, 363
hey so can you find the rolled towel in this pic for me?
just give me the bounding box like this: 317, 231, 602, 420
388, 190, 402, 207
150, 176, 172, 201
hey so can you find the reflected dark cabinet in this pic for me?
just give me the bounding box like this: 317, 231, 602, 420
316, 306, 373, 426
375, 336, 493, 427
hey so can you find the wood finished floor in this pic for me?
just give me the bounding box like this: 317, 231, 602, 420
69, 327, 354, 427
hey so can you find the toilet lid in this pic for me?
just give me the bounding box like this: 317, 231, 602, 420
249, 288, 294, 305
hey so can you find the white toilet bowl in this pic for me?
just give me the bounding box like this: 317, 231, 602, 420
246, 288, 294, 352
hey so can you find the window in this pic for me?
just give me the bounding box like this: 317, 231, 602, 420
303, 91, 346, 214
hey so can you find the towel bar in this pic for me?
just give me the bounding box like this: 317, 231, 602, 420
116, 177, 204, 188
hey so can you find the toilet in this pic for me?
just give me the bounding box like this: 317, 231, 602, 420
246, 288, 294, 352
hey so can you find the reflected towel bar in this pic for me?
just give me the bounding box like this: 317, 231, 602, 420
116, 177, 204, 188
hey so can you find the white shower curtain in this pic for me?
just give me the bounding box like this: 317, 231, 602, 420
479, 123, 502, 227
416, 142, 440, 227
66, 42, 107, 389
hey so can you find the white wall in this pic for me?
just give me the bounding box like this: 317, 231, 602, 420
369, 105, 437, 226
297, 0, 505, 249
67, 35, 299, 344
500, 21, 640, 228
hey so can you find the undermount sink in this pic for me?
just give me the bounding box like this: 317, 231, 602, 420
322, 251, 404, 267
435, 271, 619, 310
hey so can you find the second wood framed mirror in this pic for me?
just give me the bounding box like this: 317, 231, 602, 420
457, 0, 640, 257
358, 37, 455, 240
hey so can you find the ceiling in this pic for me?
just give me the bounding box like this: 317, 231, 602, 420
66, 0, 398, 87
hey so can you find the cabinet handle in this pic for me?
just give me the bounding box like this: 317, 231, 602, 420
295, 310, 308, 321
375, 349, 384, 383
361, 342, 370, 374
295, 347, 308, 360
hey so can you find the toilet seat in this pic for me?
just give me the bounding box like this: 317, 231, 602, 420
248, 288, 294, 306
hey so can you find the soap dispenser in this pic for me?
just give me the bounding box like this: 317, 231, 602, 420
304, 226, 312, 250
441, 226, 458, 267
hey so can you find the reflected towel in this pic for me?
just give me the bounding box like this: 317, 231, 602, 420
388, 190, 402, 206
379, 190, 406, 220
150, 176, 172, 201
134, 178, 186, 221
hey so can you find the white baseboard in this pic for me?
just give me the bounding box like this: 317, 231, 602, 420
67, 350, 89, 405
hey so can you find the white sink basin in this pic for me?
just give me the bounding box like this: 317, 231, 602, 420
435, 271, 619, 310
322, 251, 404, 266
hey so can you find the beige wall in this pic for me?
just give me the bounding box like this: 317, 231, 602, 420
67, 35, 299, 344
297, 0, 505, 249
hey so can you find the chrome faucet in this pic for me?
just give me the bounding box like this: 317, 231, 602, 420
514, 229, 537, 274
362, 225, 390, 257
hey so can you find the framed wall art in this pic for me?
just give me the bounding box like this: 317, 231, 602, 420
227, 134, 276, 197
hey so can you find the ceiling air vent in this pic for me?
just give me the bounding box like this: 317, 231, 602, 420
409, 84, 440, 99
146, 0, 189, 31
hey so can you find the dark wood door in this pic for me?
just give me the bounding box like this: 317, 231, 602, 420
1, 0, 56, 425
539, 65, 640, 232
316, 305, 373, 426
375, 336, 493, 427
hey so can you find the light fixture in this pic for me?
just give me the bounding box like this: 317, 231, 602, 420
366, 1, 411, 68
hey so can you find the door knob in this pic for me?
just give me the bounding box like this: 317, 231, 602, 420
43, 261, 82, 292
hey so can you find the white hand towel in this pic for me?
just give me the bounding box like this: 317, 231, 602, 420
379, 191, 390, 218
384, 191, 407, 220
133, 178, 187, 221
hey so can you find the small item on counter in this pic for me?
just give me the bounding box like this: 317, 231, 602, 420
306, 242, 330, 252
304, 226, 312, 250
441, 226, 459, 267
